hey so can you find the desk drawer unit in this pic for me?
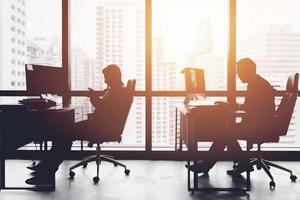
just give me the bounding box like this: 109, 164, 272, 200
74, 107, 83, 122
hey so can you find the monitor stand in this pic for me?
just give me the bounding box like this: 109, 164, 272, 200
184, 93, 206, 104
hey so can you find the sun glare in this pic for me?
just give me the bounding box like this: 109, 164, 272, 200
153, 0, 228, 61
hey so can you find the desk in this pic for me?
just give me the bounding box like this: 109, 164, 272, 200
0, 104, 82, 190
175, 102, 250, 192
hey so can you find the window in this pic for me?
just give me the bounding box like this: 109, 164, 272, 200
1, 0, 300, 153
152, 0, 228, 91
237, 0, 300, 148
71, 0, 145, 149
71, 0, 145, 91
0, 0, 62, 91
151, 0, 228, 150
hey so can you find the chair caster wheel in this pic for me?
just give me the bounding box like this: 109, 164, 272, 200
125, 169, 130, 175
290, 175, 297, 182
269, 181, 276, 189
256, 163, 262, 170
83, 163, 87, 168
233, 163, 238, 170
93, 176, 99, 183
114, 163, 118, 167
69, 171, 75, 178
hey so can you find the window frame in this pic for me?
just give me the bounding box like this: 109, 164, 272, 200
1, 0, 300, 158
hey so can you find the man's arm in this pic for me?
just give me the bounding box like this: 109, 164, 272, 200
90, 95, 103, 109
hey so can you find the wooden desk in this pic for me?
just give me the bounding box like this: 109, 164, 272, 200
175, 102, 250, 192
0, 104, 82, 190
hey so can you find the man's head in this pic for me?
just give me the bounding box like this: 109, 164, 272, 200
236, 58, 257, 83
102, 64, 123, 88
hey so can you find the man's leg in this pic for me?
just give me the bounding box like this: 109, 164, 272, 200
188, 123, 244, 173
205, 139, 233, 169
226, 123, 254, 175
25, 139, 73, 185
187, 139, 228, 173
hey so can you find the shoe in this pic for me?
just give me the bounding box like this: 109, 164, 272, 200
227, 169, 241, 176
227, 163, 254, 175
27, 162, 58, 173
27, 162, 44, 171
185, 161, 210, 173
25, 174, 55, 186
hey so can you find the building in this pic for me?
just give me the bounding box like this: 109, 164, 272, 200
96, 1, 145, 146
0, 0, 27, 90
185, 19, 226, 90
27, 36, 61, 67
152, 38, 177, 147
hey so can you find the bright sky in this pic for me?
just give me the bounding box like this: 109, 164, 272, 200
26, 0, 61, 39
25, 0, 300, 59
237, 0, 300, 40
153, 0, 227, 61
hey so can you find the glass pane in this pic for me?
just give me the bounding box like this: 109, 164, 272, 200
71, 96, 145, 150
237, 0, 300, 148
237, 0, 300, 90
71, 0, 145, 91
152, 0, 228, 91
0, 0, 62, 91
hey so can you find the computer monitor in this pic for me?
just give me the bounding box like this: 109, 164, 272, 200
181, 67, 206, 103
25, 64, 66, 95
181, 67, 205, 93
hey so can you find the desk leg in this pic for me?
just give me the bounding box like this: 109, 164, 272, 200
0, 159, 5, 190
175, 107, 178, 151
193, 160, 198, 191
44, 141, 48, 151
188, 117, 198, 191
0, 120, 4, 190
187, 161, 191, 191
246, 142, 251, 191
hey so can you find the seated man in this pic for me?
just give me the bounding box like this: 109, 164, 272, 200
188, 58, 276, 174
25, 64, 128, 185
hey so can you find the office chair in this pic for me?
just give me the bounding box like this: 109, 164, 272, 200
69, 79, 136, 183
238, 73, 298, 189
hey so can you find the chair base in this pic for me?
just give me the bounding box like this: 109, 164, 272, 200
69, 144, 130, 182
249, 158, 297, 189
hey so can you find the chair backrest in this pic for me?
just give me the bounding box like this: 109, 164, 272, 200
108, 79, 136, 140
275, 73, 298, 136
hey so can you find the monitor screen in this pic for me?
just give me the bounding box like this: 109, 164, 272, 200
25, 64, 66, 95
181, 67, 205, 94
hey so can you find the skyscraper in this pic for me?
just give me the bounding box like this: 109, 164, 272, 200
185, 19, 226, 90
96, 1, 145, 146
152, 38, 177, 147
0, 0, 27, 90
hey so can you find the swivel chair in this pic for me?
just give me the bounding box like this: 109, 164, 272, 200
239, 73, 298, 189
69, 79, 136, 183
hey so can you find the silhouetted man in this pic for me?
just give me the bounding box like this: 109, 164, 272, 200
26, 64, 127, 185
189, 58, 275, 174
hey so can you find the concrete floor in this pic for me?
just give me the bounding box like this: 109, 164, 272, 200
0, 160, 299, 200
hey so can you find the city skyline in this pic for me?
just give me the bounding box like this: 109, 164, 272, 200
1, 0, 300, 148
